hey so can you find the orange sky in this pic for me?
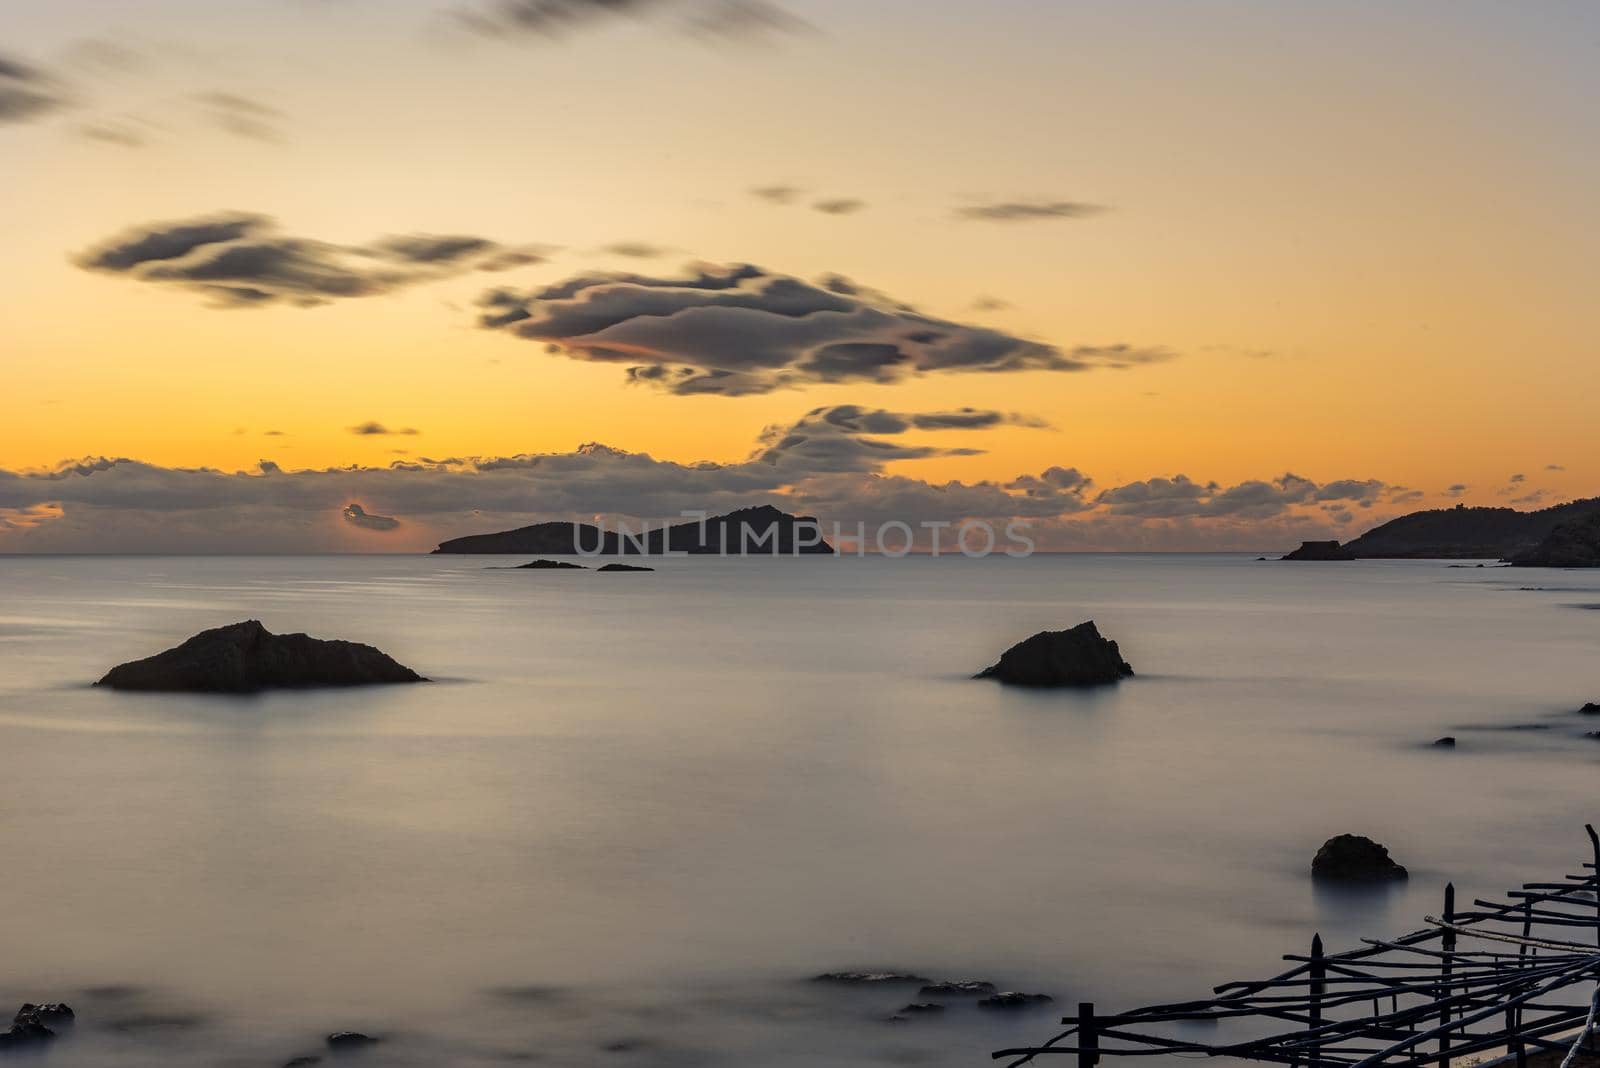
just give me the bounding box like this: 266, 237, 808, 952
2, 1, 1596, 550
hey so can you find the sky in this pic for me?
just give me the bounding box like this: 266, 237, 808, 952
1, 0, 1596, 552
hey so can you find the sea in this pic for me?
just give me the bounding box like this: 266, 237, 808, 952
1, 553, 1596, 1066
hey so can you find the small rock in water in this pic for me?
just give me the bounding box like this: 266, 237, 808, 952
513, 559, 588, 570
1312, 834, 1408, 882
1585, 731, 1600, 741
326, 1031, 379, 1050
17, 1003, 74, 1027
898, 1003, 947, 1014
975, 621, 1133, 687
1280, 540, 1356, 561
283, 1057, 324, 1067
812, 971, 930, 986
1, 1003, 67, 1050
1579, 702, 1600, 715
918, 980, 996, 997
1432, 736, 1457, 748
597, 563, 655, 572
978, 992, 1055, 1010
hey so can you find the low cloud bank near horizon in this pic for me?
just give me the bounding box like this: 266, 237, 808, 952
477, 264, 1174, 395
0, 405, 1419, 553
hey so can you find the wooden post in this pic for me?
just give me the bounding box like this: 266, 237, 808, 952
1309, 934, 1326, 1068
1587, 824, 1599, 949
1079, 1002, 1099, 1068
1439, 882, 1455, 1068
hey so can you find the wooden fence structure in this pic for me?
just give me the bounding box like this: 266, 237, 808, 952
995, 826, 1600, 1068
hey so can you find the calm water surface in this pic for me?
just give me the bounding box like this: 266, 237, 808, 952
1, 554, 1597, 1066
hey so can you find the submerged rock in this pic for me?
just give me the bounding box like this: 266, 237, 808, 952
918, 980, 996, 997
513, 559, 588, 570
978, 992, 1055, 1010
1432, 736, 1457, 748
1312, 834, 1408, 882
975, 621, 1133, 687
96, 621, 427, 694
812, 972, 930, 986
596, 563, 654, 573
1281, 540, 1357, 561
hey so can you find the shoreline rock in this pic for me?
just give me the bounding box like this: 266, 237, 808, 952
96, 621, 427, 694
1281, 540, 1356, 561
975, 621, 1133, 687
1312, 835, 1408, 882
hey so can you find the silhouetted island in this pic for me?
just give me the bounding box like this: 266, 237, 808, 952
597, 563, 654, 572
975, 621, 1133, 687
1281, 540, 1356, 561
96, 621, 427, 693
1311, 834, 1408, 882
513, 559, 587, 570
432, 505, 835, 555
1342, 497, 1600, 559
1511, 511, 1600, 568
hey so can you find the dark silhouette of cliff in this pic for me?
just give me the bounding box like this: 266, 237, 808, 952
1343, 498, 1600, 559
1512, 511, 1600, 568
431, 505, 835, 555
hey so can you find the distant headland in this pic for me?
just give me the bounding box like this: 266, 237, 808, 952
1338, 496, 1600, 560
432, 505, 836, 555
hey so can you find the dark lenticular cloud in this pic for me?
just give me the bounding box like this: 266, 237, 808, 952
342, 503, 401, 531
350, 422, 420, 436
956, 200, 1106, 222
753, 404, 1047, 473
76, 213, 542, 307
0, 53, 69, 124
476, 263, 1174, 395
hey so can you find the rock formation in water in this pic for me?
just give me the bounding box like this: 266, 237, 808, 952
96, 621, 427, 694
596, 563, 654, 572
978, 992, 1055, 1010
513, 559, 588, 570
812, 972, 931, 986
919, 980, 996, 997
1432, 736, 1457, 748
326, 1031, 378, 1049
1, 1003, 73, 1050
1281, 540, 1356, 561
1343, 498, 1600, 559
975, 621, 1133, 687
431, 505, 835, 556
1512, 512, 1600, 568
1580, 703, 1600, 715
1311, 834, 1408, 882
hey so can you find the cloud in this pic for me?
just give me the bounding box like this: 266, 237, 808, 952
0, 53, 69, 125
1509, 472, 1526, 484
349, 422, 420, 436
0, 405, 1407, 554
750, 184, 803, 204
812, 198, 865, 215
602, 241, 671, 259
476, 263, 1175, 395
971, 296, 1010, 312
194, 91, 284, 141
78, 121, 146, 147
1546, 464, 1565, 472
457, 0, 805, 44
342, 502, 400, 531
956, 200, 1106, 222
1446, 483, 1468, 497
76, 212, 541, 307
752, 404, 1046, 474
